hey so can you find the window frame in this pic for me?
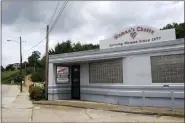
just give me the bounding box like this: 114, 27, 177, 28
150, 53, 184, 84
89, 59, 123, 84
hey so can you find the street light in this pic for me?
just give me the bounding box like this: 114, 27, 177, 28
7, 37, 26, 92
7, 40, 26, 43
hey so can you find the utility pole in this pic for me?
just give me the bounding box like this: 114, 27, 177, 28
7, 38, 25, 92
20, 36, 23, 92
45, 25, 49, 100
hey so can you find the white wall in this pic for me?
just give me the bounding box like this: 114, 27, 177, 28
80, 50, 184, 86
48, 63, 55, 86
80, 57, 151, 86
123, 55, 152, 85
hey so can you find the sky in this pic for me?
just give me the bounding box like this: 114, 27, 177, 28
1, 1, 184, 67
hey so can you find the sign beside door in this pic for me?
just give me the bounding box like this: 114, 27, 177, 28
56, 66, 69, 83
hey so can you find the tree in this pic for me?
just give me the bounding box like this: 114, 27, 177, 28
82, 43, 99, 50
73, 42, 83, 52
49, 40, 74, 55
37, 55, 45, 69
5, 64, 14, 71
161, 22, 185, 39
22, 61, 28, 69
28, 51, 41, 72
49, 40, 99, 55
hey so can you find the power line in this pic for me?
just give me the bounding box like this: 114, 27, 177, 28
24, 1, 68, 54
48, 1, 60, 26
24, 37, 46, 54
23, 2, 61, 54
50, 1, 68, 33
49, 1, 68, 33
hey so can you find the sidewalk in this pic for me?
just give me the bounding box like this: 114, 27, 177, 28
2, 85, 20, 108
2, 86, 33, 122
32, 104, 184, 122
33, 100, 184, 118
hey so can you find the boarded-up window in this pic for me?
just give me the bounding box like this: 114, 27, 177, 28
89, 59, 123, 83
151, 54, 184, 83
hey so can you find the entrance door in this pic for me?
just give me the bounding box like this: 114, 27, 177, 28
71, 65, 80, 100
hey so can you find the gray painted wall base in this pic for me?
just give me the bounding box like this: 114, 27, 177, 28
48, 85, 184, 108
81, 94, 184, 109
48, 92, 184, 109
48, 93, 71, 100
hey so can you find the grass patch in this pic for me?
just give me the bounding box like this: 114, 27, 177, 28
2, 70, 19, 79
1, 81, 20, 85
1, 81, 26, 87
2, 70, 27, 84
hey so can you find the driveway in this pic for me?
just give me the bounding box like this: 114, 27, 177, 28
2, 85, 11, 97
2, 85, 20, 108
32, 105, 184, 122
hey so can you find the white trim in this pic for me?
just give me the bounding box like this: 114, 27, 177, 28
49, 45, 184, 63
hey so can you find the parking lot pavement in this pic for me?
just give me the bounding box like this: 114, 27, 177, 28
2, 86, 33, 123
2, 85, 20, 108
32, 105, 184, 122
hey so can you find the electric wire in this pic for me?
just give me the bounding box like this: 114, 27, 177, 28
49, 1, 68, 33
24, 1, 68, 54
48, 1, 60, 26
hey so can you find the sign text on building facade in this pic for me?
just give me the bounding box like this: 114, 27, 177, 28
99, 25, 176, 49
114, 26, 155, 40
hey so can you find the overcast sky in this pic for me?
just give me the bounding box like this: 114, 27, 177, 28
1, 1, 184, 67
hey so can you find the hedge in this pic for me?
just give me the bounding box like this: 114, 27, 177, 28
29, 84, 45, 100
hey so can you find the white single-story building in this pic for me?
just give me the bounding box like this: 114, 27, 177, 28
48, 25, 184, 108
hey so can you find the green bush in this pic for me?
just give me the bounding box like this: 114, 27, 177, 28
31, 67, 45, 82
29, 85, 45, 101
26, 67, 34, 74
36, 67, 45, 82
31, 72, 42, 82
29, 84, 34, 94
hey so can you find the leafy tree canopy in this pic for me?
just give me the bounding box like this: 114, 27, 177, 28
49, 40, 99, 55
28, 51, 41, 67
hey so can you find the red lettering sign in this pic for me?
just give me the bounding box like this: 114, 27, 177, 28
114, 26, 155, 39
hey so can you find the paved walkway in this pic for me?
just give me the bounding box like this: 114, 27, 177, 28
2, 86, 33, 122
32, 104, 184, 122
2, 85, 20, 108
1, 85, 184, 122
33, 100, 184, 117
2, 85, 11, 96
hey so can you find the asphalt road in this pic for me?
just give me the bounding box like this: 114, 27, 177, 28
2, 85, 20, 108
2, 85, 11, 97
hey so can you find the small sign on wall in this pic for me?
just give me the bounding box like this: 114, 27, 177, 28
56, 66, 69, 83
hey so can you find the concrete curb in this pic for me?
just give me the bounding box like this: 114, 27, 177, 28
109, 109, 184, 118
33, 100, 184, 118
